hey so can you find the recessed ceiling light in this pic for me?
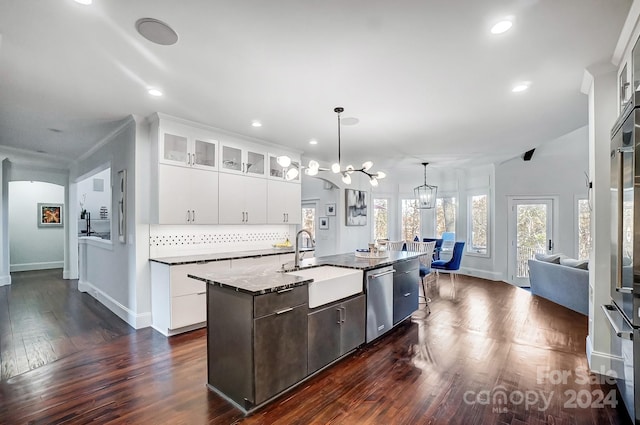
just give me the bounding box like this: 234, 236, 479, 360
491, 19, 513, 35
309, 139, 318, 145
148, 88, 163, 97
135, 18, 178, 46
252, 121, 262, 127
512, 82, 531, 93
74, 0, 92, 5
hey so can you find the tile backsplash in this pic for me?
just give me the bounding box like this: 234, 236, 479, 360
149, 224, 294, 258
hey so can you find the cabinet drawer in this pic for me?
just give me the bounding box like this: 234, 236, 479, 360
254, 285, 307, 318
171, 265, 206, 297
170, 293, 207, 329
394, 258, 419, 273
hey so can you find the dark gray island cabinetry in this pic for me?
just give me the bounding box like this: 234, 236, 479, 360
206, 283, 309, 411
307, 294, 365, 374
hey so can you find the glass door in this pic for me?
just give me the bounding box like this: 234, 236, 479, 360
508, 198, 554, 287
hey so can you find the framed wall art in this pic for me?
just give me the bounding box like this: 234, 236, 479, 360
117, 169, 127, 243
38, 203, 63, 227
345, 189, 367, 226
325, 203, 336, 216
319, 216, 329, 230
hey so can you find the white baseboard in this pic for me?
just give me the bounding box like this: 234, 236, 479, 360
459, 267, 503, 281
587, 335, 623, 378
10, 261, 64, 272
0, 274, 11, 286
78, 279, 152, 330
63, 269, 76, 279
151, 322, 206, 337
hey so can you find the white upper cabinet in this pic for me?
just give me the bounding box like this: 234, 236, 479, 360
160, 131, 218, 171
267, 180, 301, 224
220, 141, 266, 177
218, 173, 267, 224
158, 164, 219, 224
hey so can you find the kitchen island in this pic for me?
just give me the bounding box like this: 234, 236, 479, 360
188, 250, 421, 414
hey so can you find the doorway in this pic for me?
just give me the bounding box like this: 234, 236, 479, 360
507, 197, 556, 287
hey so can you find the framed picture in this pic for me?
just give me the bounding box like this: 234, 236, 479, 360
38, 203, 63, 227
345, 189, 367, 226
319, 216, 329, 230
117, 169, 127, 243
325, 203, 336, 216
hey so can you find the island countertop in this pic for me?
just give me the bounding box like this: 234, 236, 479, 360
187, 250, 421, 295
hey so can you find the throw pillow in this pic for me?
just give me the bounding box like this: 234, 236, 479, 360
534, 253, 564, 264
560, 258, 589, 270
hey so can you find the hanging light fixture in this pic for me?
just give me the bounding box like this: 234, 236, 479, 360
414, 162, 437, 209
304, 107, 385, 186
280, 107, 386, 185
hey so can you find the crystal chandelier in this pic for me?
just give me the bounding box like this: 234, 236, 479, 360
304, 107, 386, 186
414, 162, 437, 209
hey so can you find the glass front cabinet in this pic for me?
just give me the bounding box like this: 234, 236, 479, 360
160, 131, 218, 172
220, 142, 266, 177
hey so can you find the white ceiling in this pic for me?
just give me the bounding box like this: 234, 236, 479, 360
0, 0, 632, 171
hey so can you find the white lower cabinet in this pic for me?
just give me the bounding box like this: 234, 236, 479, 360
151, 260, 230, 336
218, 173, 267, 224
158, 164, 219, 224
267, 180, 301, 224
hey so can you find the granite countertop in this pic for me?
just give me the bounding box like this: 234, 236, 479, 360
150, 247, 313, 266
187, 250, 421, 295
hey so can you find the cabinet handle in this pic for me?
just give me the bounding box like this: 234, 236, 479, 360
369, 269, 396, 279
197, 291, 206, 295
246, 211, 249, 222
285, 213, 289, 222
242, 162, 246, 173
241, 212, 245, 222
336, 308, 342, 324
277, 288, 293, 294
403, 292, 411, 297
192, 153, 196, 165
186, 210, 191, 223
275, 307, 293, 315
192, 210, 196, 222
341, 307, 346, 323
188, 153, 192, 166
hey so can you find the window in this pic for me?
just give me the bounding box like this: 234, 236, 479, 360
301, 206, 315, 248
401, 199, 420, 241
373, 198, 389, 241
468, 193, 489, 255
435, 196, 456, 237
577, 199, 591, 260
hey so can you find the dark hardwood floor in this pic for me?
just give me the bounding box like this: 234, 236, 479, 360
0, 269, 632, 424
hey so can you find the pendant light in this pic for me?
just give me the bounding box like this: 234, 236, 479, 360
319, 107, 385, 186
414, 162, 437, 209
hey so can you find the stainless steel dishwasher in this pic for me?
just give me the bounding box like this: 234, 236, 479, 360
365, 265, 395, 343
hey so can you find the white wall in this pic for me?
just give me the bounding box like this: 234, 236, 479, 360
494, 126, 589, 281
8, 181, 65, 271
71, 117, 144, 328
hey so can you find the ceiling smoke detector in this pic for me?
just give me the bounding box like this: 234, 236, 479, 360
135, 18, 178, 46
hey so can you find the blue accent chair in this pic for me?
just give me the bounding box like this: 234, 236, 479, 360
431, 241, 465, 297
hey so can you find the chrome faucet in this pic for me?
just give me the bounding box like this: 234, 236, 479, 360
294, 229, 314, 269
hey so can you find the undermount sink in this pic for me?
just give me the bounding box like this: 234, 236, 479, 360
286, 266, 363, 308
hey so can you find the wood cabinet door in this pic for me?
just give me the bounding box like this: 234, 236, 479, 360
307, 303, 341, 374
340, 295, 366, 355
254, 305, 307, 404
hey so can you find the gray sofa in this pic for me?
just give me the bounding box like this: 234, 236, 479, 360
527, 259, 589, 315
